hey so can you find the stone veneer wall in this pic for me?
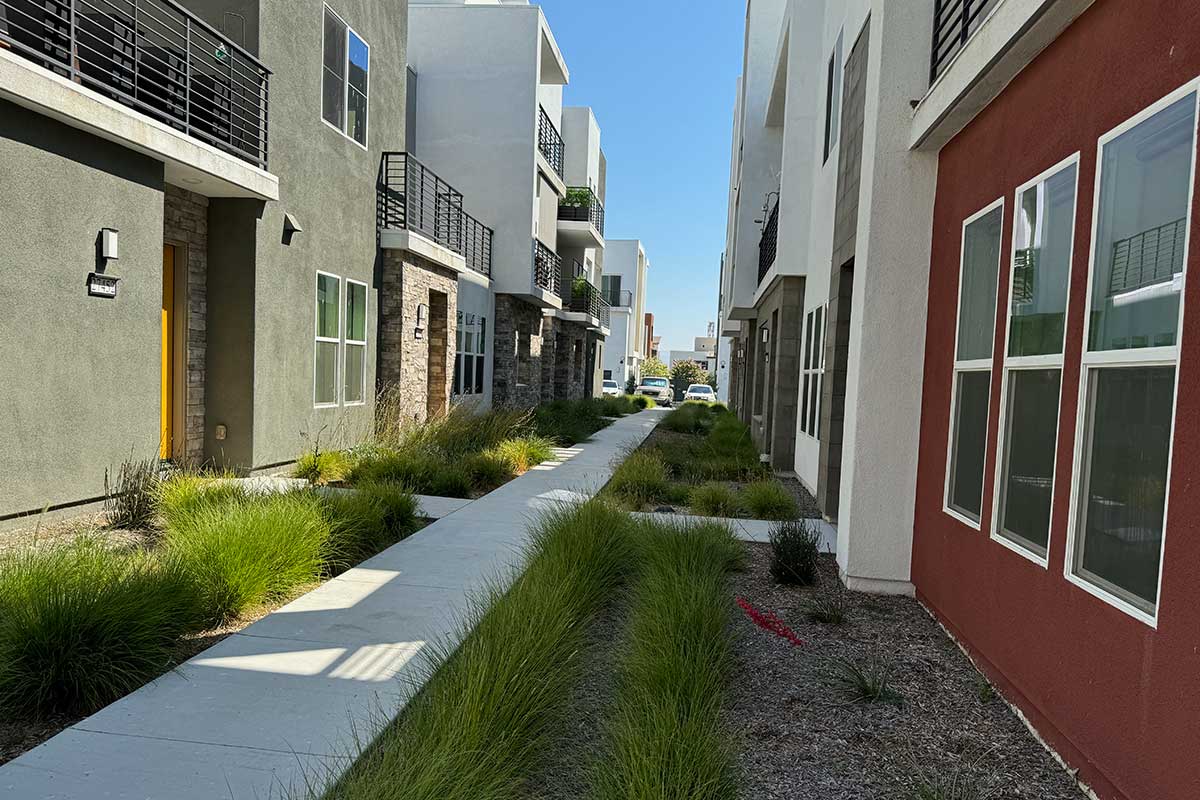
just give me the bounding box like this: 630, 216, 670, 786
540, 315, 559, 404
378, 250, 458, 424
554, 320, 588, 400
493, 294, 546, 408
163, 183, 208, 466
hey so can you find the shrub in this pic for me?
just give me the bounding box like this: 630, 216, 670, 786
607, 450, 670, 508
0, 537, 198, 717
293, 449, 352, 485
463, 450, 515, 492
349, 450, 474, 499
321, 484, 419, 573
769, 519, 823, 586
596, 395, 635, 418
155, 474, 247, 532
164, 491, 331, 624
103, 452, 159, 529
324, 502, 634, 800
663, 482, 694, 506
829, 656, 903, 705
533, 399, 609, 446
741, 480, 798, 520
689, 482, 744, 517
660, 402, 715, 434
630, 394, 655, 410
491, 435, 556, 474
376, 394, 530, 457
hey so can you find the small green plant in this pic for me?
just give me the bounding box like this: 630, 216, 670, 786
974, 673, 997, 703
910, 770, 996, 800
663, 482, 694, 506
829, 656, 903, 705
155, 473, 246, 531
103, 451, 159, 529
740, 479, 798, 520
533, 399, 610, 445
769, 519, 822, 585
804, 585, 849, 625
164, 491, 331, 623
689, 482, 743, 517
321, 484, 419, 573
349, 451, 474, 498
0, 537, 198, 717
607, 450, 670, 508
630, 394, 655, 410
294, 449, 352, 485
491, 435, 556, 474
463, 450, 515, 491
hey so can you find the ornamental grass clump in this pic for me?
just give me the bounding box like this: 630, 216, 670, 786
630, 394, 656, 410
769, 518, 823, 586
322, 501, 634, 800
830, 656, 903, 706
164, 491, 331, 624
606, 450, 670, 508
294, 449, 353, 485
103, 452, 159, 529
740, 479, 798, 520
689, 481, 744, 517
320, 484, 419, 573
349, 451, 474, 499
155, 473, 247, 532
533, 399, 609, 445
588, 518, 742, 800
0, 537, 199, 718
491, 435, 557, 474
659, 402, 715, 434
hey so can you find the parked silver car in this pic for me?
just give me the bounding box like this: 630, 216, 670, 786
635, 376, 673, 407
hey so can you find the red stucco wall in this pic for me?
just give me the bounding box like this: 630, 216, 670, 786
913, 2, 1200, 799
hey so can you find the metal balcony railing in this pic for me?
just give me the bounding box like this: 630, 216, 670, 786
537, 105, 564, 178
930, 0, 1002, 83
0, 0, 271, 167
558, 186, 605, 236
599, 302, 610, 330
377, 152, 493, 278
1108, 217, 1187, 297
603, 288, 632, 308
533, 238, 561, 295
758, 199, 779, 284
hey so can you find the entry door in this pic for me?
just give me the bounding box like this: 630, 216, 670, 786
161, 245, 175, 460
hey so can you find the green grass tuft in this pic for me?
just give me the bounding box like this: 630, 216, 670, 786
349, 451, 474, 499
156, 473, 247, 532
463, 450, 516, 492
532, 399, 612, 446
294, 450, 353, 485
740, 479, 798, 520
103, 452, 159, 529
689, 482, 744, 517
164, 491, 331, 624
490, 435, 557, 474
769, 519, 822, 586
829, 656, 903, 706
0, 537, 199, 717
321, 484, 419, 573
607, 450, 671, 508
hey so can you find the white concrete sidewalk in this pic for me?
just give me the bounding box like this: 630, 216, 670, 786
0, 409, 664, 800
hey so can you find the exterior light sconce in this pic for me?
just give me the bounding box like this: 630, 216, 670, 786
415, 303, 428, 340
761, 327, 770, 343
282, 213, 303, 246
88, 228, 121, 299
100, 228, 119, 261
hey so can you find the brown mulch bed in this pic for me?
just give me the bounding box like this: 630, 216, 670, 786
777, 474, 823, 520
726, 544, 1087, 800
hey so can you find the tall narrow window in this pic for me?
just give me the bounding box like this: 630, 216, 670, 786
822, 30, 844, 163
1068, 89, 1198, 621
454, 313, 487, 396
993, 158, 1078, 561
945, 201, 1004, 525
322, 6, 369, 147
800, 304, 826, 438
344, 280, 367, 404
314, 272, 341, 407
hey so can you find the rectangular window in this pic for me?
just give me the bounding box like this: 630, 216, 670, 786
992, 157, 1079, 561
822, 30, 843, 163
322, 6, 369, 147
945, 200, 1004, 526
800, 304, 826, 438
314, 272, 341, 407
343, 280, 368, 405
454, 312, 487, 396
1067, 88, 1198, 622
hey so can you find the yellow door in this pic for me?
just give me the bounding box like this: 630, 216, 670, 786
161, 245, 175, 460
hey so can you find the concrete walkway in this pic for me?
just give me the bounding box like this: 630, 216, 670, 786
0, 410, 664, 800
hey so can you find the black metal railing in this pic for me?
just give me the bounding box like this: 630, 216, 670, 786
599, 302, 610, 330
537, 105, 564, 178
533, 238, 561, 295
377, 152, 493, 278
758, 200, 779, 284
558, 186, 605, 236
1108, 217, 1187, 297
569, 275, 605, 321
603, 288, 633, 307
0, 0, 270, 167
930, 0, 1001, 83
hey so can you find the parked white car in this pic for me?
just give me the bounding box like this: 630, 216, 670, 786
635, 376, 673, 407
601, 379, 621, 397
684, 383, 716, 402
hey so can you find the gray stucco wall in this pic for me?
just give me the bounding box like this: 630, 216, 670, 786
0, 100, 165, 517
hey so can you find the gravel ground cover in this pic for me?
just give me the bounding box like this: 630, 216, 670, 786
777, 474, 823, 520
726, 543, 1088, 800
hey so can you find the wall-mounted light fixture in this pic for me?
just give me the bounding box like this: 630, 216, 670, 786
100, 228, 119, 261
415, 303, 428, 340
88, 228, 121, 298
761, 327, 770, 343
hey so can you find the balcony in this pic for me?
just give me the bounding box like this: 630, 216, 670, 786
0, 0, 270, 169
758, 199, 779, 284
377, 152, 492, 278
537, 104, 564, 179
930, 0, 1002, 83
558, 261, 608, 331
603, 288, 632, 308
557, 186, 605, 248
533, 238, 561, 296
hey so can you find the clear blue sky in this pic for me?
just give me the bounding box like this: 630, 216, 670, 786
538, 0, 745, 357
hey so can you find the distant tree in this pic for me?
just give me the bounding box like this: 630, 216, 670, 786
670, 360, 705, 400
641, 357, 669, 378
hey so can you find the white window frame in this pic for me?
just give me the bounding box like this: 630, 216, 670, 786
943, 197, 1005, 530
314, 270, 342, 409
989, 153, 1081, 567
800, 303, 827, 439
823, 29, 844, 164
321, 5, 370, 150
1063, 81, 1200, 628
342, 278, 368, 407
